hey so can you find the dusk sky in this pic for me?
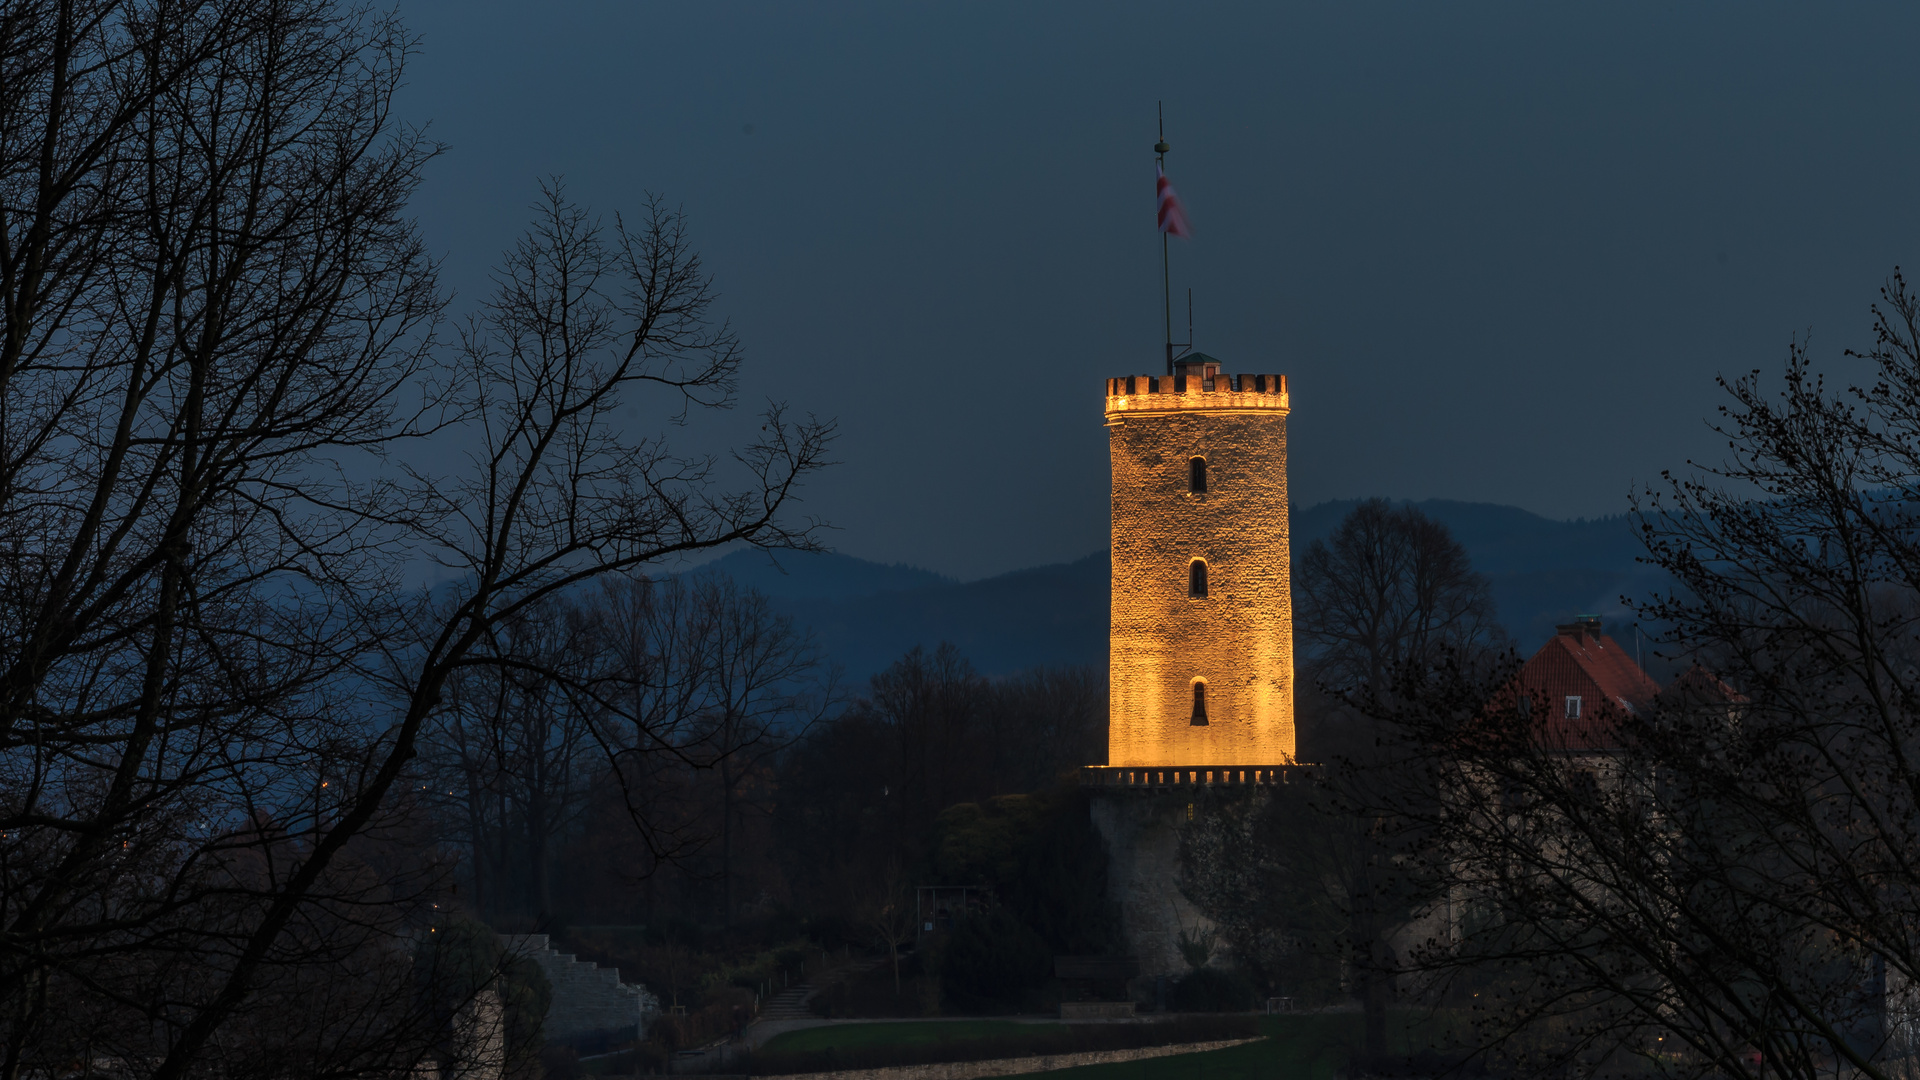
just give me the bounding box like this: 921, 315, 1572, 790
398, 1, 1920, 580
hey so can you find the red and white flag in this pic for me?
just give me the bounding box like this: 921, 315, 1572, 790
1156, 164, 1192, 238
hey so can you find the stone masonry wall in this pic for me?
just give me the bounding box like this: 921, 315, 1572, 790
1106, 376, 1294, 767
501, 934, 651, 1042
1087, 793, 1219, 987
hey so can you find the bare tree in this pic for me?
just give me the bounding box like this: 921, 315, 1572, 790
986, 665, 1106, 785
591, 569, 718, 889
686, 575, 835, 926
868, 643, 990, 839
426, 596, 602, 922
1224, 502, 1507, 1064
861, 863, 916, 998
1297, 499, 1507, 703
556, 573, 835, 927
0, 2, 831, 1074
0, 1, 448, 1073
1366, 272, 1920, 1080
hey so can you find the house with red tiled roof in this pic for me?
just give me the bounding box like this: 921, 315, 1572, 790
1510, 617, 1662, 750
1419, 618, 1737, 974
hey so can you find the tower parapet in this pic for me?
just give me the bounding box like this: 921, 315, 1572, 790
1103, 353, 1295, 769
1104, 372, 1289, 419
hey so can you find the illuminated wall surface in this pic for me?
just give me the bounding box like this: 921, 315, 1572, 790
1105, 370, 1296, 767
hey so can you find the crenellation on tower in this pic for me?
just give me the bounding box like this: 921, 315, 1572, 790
1105, 373, 1289, 418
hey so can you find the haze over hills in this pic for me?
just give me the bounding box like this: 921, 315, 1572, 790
695, 500, 1666, 684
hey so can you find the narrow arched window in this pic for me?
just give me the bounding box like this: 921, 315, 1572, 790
1189, 456, 1207, 493
1191, 681, 1209, 726
1189, 559, 1208, 598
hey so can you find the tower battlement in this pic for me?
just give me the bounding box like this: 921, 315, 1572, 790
1104, 372, 1289, 417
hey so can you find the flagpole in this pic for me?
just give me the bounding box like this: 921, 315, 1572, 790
1156, 103, 1172, 375
1161, 235, 1171, 375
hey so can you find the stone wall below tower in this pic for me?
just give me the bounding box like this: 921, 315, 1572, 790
1087, 791, 1219, 995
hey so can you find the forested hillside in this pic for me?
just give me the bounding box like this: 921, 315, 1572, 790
695, 499, 1661, 678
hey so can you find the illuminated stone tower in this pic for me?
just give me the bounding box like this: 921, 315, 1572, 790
1103, 354, 1295, 768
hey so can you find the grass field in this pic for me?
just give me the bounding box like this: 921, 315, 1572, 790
759, 1019, 1065, 1053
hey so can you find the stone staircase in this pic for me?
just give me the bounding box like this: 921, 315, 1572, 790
757, 984, 815, 1021
500, 934, 654, 1043
757, 954, 887, 1021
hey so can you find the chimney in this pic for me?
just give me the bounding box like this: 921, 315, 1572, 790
1556, 616, 1603, 643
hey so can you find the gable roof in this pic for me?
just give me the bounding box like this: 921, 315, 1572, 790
1660, 662, 1748, 709
1513, 618, 1662, 750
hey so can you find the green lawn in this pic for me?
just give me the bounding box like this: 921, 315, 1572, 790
760, 1019, 1066, 1053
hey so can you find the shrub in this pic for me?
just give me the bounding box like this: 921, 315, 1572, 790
940, 909, 1052, 1014
809, 951, 934, 1019
933, 789, 1120, 958
1003, 791, 1120, 955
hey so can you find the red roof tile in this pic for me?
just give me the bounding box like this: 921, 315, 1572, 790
1511, 619, 1662, 750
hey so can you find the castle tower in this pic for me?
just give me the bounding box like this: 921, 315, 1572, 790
1104, 354, 1295, 768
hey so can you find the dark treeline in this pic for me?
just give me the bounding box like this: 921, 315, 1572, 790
776, 644, 1105, 923
418, 573, 836, 930
438, 619, 1106, 935
413, 588, 1111, 1053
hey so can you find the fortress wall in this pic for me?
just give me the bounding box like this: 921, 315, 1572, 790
500, 934, 651, 1043
1088, 794, 1219, 989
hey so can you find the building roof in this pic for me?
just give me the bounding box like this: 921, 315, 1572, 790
1511, 617, 1662, 750
1660, 662, 1748, 709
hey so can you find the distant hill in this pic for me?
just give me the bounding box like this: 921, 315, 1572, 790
689, 547, 956, 600
773, 553, 1107, 684
1292, 500, 1667, 654
697, 500, 1666, 684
